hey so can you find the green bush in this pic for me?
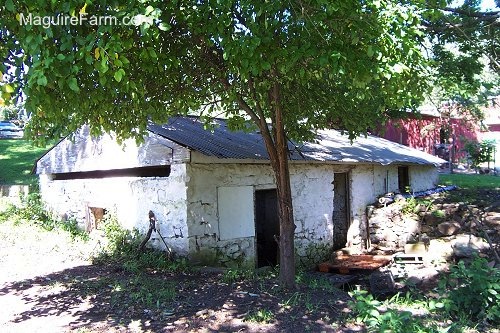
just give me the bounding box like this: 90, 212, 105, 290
462, 139, 495, 169
0, 192, 88, 240
349, 290, 442, 332
438, 257, 500, 324
401, 197, 432, 216
93, 214, 189, 273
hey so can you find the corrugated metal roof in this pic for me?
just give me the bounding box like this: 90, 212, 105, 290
147, 116, 446, 166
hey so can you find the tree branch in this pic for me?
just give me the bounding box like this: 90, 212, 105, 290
443, 6, 499, 19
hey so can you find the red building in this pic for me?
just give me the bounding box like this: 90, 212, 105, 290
375, 106, 481, 164
480, 97, 500, 169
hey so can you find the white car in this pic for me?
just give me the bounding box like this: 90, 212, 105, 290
0, 121, 24, 138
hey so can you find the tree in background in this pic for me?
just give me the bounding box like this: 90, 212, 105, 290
0, 103, 27, 125
463, 138, 496, 171
422, 0, 499, 115
0, 0, 496, 287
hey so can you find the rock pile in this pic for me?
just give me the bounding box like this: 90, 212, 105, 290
367, 194, 499, 261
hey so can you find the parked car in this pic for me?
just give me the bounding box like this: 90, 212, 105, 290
0, 121, 24, 138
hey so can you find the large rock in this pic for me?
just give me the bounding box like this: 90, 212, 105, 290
437, 222, 461, 236
452, 234, 490, 258
484, 213, 500, 226
370, 269, 396, 297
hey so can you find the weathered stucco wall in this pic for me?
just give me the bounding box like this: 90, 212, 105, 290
185, 162, 346, 266
346, 164, 439, 250
349, 165, 377, 250
38, 154, 440, 266
409, 165, 439, 192
39, 164, 189, 255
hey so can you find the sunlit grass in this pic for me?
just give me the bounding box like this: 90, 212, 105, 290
0, 139, 54, 185
439, 173, 500, 189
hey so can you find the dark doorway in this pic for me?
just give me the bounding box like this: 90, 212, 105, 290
255, 189, 279, 268
332, 173, 350, 250
398, 166, 410, 193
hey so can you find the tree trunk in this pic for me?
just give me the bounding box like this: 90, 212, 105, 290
233, 74, 296, 288
270, 80, 296, 289
274, 134, 296, 289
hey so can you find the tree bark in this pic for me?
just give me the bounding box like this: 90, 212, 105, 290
269, 79, 296, 289
274, 119, 296, 289
228, 73, 297, 288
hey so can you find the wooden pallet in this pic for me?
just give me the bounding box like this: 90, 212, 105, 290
318, 254, 392, 274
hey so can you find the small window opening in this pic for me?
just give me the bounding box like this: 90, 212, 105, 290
86, 207, 107, 232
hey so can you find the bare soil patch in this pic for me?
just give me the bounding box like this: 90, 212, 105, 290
0, 217, 360, 332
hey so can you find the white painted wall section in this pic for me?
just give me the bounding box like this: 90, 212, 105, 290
217, 186, 255, 240
409, 165, 439, 191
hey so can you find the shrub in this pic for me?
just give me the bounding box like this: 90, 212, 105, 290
93, 213, 189, 273
401, 197, 432, 216
0, 192, 88, 240
438, 257, 500, 324
349, 290, 442, 332
462, 139, 495, 169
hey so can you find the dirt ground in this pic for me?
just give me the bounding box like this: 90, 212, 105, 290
0, 188, 498, 333
0, 218, 364, 333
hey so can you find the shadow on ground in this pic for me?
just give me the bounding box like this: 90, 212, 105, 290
0, 262, 364, 333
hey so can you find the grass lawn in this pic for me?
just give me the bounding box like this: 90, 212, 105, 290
439, 173, 500, 189
0, 139, 54, 185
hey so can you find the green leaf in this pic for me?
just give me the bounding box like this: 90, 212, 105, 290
367, 46, 374, 57
148, 48, 157, 60
158, 22, 171, 31
262, 62, 271, 71
145, 5, 155, 15
114, 69, 125, 82
3, 84, 14, 93
241, 58, 249, 69
5, 0, 14, 11
56, 54, 66, 60
37, 75, 48, 86
1, 92, 11, 101
99, 75, 107, 85
68, 77, 79, 92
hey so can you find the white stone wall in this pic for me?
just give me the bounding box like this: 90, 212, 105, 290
346, 164, 435, 250
185, 162, 342, 266
409, 165, 439, 192
184, 162, 440, 264
38, 158, 440, 265
349, 165, 376, 249
39, 164, 189, 255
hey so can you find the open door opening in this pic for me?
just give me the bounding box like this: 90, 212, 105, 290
332, 172, 350, 250
255, 189, 279, 268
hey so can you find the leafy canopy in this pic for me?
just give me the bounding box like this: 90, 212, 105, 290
422, 0, 499, 108
1, 0, 428, 144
